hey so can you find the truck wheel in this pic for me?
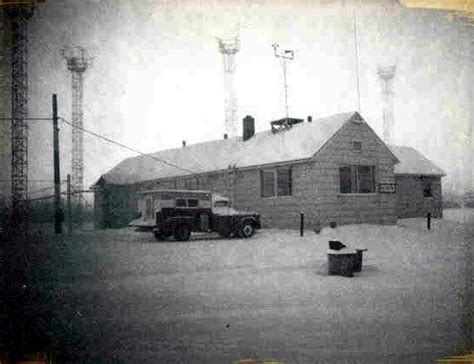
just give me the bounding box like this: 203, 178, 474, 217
174, 224, 191, 241
239, 221, 255, 238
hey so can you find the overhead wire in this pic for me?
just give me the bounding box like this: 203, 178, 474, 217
29, 182, 67, 196
58, 116, 199, 176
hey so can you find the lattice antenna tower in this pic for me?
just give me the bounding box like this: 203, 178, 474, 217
4, 4, 34, 217
218, 37, 240, 138
377, 65, 396, 145
272, 44, 294, 129
61, 46, 92, 208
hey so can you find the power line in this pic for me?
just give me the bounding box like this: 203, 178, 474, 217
26, 188, 92, 203
29, 181, 67, 195
0, 117, 52, 121
58, 116, 199, 176
0, 179, 67, 183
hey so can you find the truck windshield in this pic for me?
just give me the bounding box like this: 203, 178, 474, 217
214, 200, 230, 208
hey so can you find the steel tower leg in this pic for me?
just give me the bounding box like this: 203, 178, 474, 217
71, 71, 84, 214
8, 6, 31, 229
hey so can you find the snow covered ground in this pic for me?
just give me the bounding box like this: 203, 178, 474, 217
443, 207, 474, 225
12, 215, 472, 363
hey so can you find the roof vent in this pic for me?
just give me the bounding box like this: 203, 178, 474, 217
270, 117, 304, 133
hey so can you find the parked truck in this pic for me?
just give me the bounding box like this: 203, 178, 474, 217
129, 189, 261, 241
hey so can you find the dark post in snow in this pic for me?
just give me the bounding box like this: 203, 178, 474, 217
67, 174, 72, 235
300, 211, 304, 237
427, 212, 431, 230
53, 94, 62, 234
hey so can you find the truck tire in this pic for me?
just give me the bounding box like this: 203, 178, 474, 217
174, 224, 191, 241
238, 220, 255, 238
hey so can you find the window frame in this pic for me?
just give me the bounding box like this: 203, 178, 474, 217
338, 164, 377, 195
261, 167, 293, 198
352, 140, 362, 151
421, 177, 433, 198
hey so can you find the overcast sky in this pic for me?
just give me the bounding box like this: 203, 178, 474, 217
26, 0, 473, 195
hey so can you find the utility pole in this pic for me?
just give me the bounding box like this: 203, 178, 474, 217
52, 94, 62, 234
272, 44, 294, 127
67, 174, 72, 235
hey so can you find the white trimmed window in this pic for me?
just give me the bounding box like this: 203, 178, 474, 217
261, 168, 293, 197
339, 165, 376, 194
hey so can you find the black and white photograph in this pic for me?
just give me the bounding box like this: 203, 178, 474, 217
0, 0, 473, 362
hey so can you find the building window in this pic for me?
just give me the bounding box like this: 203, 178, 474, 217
176, 198, 186, 207
185, 178, 197, 190
277, 168, 292, 196
145, 198, 153, 219
421, 177, 433, 197
261, 168, 292, 197
187, 199, 199, 207
261, 170, 275, 197
352, 141, 362, 150
339, 165, 376, 194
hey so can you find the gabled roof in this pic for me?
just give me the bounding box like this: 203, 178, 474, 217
99, 112, 441, 186
389, 145, 445, 176
99, 111, 360, 185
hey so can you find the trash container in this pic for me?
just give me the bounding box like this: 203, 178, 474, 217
353, 249, 368, 273
327, 250, 356, 277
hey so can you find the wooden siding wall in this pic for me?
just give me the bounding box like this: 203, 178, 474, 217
312, 120, 397, 226
395, 175, 443, 218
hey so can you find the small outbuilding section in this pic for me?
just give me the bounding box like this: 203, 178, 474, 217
390, 146, 445, 218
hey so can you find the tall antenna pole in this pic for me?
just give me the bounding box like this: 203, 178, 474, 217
4, 4, 34, 228
377, 65, 396, 145
61, 46, 91, 220
218, 37, 240, 138
272, 44, 294, 126
52, 94, 62, 234
353, 8, 361, 112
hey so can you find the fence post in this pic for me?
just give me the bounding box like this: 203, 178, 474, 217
300, 211, 304, 237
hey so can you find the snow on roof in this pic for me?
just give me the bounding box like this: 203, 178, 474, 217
389, 145, 445, 176
101, 111, 355, 185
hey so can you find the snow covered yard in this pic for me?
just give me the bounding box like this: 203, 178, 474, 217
15, 217, 471, 363
443, 207, 474, 225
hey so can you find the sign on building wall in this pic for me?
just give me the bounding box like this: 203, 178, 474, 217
378, 183, 396, 193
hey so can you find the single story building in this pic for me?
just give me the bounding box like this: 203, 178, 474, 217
92, 112, 445, 229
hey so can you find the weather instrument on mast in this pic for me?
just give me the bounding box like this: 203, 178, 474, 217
272, 44, 294, 131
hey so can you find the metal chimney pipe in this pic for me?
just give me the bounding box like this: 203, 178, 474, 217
243, 115, 255, 141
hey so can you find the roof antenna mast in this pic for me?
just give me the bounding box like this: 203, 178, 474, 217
61, 46, 92, 221
272, 44, 294, 129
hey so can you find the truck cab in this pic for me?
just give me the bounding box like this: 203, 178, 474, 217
130, 189, 260, 241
